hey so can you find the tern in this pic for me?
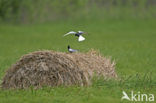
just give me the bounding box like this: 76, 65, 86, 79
68, 45, 78, 53
63, 31, 86, 42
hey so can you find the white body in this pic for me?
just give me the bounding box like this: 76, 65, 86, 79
68, 48, 77, 53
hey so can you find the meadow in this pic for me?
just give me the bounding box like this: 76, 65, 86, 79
0, 17, 156, 103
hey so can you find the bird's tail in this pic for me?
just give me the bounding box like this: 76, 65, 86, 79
78, 35, 85, 42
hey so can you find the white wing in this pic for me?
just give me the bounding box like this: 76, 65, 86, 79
63, 31, 76, 37
78, 35, 85, 42
78, 31, 84, 33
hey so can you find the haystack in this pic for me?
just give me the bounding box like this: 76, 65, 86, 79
1, 50, 117, 89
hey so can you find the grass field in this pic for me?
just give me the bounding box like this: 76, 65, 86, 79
0, 18, 156, 103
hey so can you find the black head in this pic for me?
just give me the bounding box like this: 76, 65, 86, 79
75, 33, 80, 37
67, 45, 70, 49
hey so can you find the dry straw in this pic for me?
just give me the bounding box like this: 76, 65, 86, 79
1, 49, 117, 89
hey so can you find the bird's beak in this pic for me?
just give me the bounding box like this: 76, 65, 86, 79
84, 32, 88, 35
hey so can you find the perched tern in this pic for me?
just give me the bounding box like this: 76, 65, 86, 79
68, 45, 78, 53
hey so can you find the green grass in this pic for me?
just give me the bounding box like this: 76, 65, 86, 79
0, 18, 156, 103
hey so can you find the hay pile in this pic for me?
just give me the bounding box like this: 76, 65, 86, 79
1, 50, 117, 89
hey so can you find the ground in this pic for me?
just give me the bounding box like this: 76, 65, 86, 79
0, 18, 156, 103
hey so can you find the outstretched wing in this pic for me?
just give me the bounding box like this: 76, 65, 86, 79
78, 31, 84, 34
63, 31, 76, 37
78, 31, 88, 35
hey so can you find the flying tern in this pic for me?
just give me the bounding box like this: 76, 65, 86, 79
63, 31, 86, 42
